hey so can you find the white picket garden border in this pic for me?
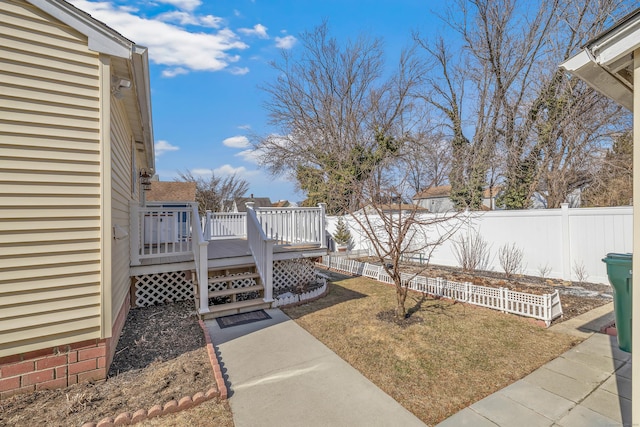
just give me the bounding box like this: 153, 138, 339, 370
272, 273, 328, 307
317, 256, 563, 327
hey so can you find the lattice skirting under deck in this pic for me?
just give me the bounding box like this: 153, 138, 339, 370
133, 271, 193, 307
273, 258, 320, 295
133, 258, 321, 307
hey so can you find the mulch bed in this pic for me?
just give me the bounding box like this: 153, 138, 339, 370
0, 301, 224, 427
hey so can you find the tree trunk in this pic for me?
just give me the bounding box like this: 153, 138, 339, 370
395, 282, 408, 319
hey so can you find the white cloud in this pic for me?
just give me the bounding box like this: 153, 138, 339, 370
214, 164, 259, 177
68, 1, 248, 75
275, 35, 297, 49
238, 24, 268, 39
162, 67, 189, 77
223, 136, 250, 148
236, 149, 262, 164
155, 0, 202, 12
190, 165, 258, 178
229, 66, 250, 75
238, 124, 251, 130
155, 140, 180, 155
191, 168, 213, 176
157, 10, 223, 28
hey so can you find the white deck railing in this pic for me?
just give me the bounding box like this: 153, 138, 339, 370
256, 204, 326, 246
318, 256, 563, 326
246, 202, 274, 302
130, 202, 195, 265
191, 204, 210, 314
204, 211, 247, 239
202, 204, 327, 248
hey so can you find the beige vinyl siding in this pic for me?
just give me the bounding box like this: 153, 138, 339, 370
0, 0, 102, 357
109, 96, 136, 325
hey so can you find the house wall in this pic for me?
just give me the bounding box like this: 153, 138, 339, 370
416, 197, 455, 213
107, 92, 139, 366
328, 206, 633, 284
0, 0, 132, 397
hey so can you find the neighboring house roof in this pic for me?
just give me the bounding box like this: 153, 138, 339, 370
375, 203, 429, 212
414, 185, 502, 200
235, 196, 273, 212
483, 186, 502, 199
560, 8, 640, 111
146, 182, 196, 202
273, 200, 291, 208
25, 0, 155, 170
413, 185, 452, 199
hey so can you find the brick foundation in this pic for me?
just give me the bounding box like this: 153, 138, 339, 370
0, 296, 131, 400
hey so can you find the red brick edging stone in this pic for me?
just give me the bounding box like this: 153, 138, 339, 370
199, 319, 229, 400
80, 318, 226, 427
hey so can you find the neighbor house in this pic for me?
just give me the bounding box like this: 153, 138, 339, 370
232, 195, 273, 212
0, 0, 154, 396
412, 185, 501, 212
146, 181, 197, 204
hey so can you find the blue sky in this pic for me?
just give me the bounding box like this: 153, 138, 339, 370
69, 0, 446, 203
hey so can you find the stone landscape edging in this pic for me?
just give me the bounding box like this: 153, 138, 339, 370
79, 317, 225, 427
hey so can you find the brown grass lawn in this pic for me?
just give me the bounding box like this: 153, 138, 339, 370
283, 274, 581, 426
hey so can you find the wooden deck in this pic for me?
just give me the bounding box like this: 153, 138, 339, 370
131, 238, 327, 275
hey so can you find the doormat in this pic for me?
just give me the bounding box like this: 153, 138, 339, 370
216, 309, 272, 329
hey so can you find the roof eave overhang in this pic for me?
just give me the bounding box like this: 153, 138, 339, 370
560, 9, 640, 111
132, 46, 155, 171
25, 0, 133, 59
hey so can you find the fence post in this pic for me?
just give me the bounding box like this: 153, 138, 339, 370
544, 293, 551, 325
500, 287, 506, 313
561, 203, 572, 281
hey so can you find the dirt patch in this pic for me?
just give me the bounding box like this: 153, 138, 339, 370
0, 301, 233, 427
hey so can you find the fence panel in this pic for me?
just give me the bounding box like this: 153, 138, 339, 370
326, 206, 632, 284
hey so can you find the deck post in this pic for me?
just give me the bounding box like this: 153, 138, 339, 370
198, 240, 209, 314
318, 203, 327, 248
263, 240, 275, 303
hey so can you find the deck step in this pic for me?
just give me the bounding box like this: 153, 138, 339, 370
208, 285, 263, 298
200, 299, 271, 319
207, 272, 260, 284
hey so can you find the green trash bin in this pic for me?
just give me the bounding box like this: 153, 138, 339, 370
602, 253, 632, 352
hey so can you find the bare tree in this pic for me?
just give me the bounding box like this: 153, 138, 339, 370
417, 0, 632, 210
498, 243, 525, 278
348, 171, 462, 319
402, 129, 452, 195
256, 22, 424, 215
452, 231, 492, 272
582, 131, 633, 207
176, 170, 249, 215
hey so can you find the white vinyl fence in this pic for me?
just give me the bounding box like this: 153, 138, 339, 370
327, 205, 632, 284
318, 256, 563, 326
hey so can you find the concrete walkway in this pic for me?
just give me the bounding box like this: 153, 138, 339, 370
207, 303, 630, 427
437, 302, 632, 427
205, 309, 426, 427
